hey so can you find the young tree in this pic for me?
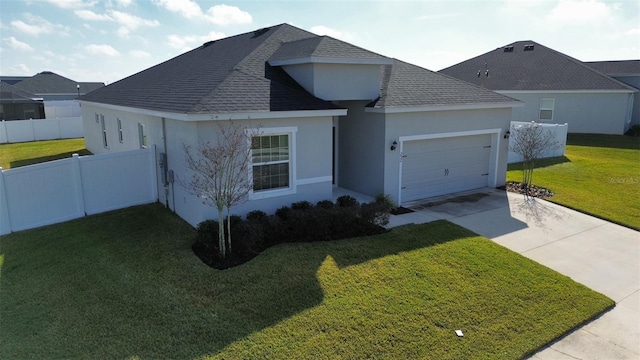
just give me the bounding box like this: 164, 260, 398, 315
181, 121, 259, 259
509, 122, 559, 196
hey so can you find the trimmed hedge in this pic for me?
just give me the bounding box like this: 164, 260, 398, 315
194, 194, 395, 269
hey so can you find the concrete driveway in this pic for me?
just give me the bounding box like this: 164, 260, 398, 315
388, 189, 640, 359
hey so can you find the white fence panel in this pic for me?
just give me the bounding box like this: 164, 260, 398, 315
1, 159, 83, 232
80, 149, 158, 215
0, 147, 157, 235
508, 122, 569, 163
0, 117, 83, 144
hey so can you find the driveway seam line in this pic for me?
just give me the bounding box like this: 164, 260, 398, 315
520, 222, 609, 254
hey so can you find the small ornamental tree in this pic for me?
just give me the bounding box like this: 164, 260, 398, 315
181, 121, 260, 259
509, 122, 559, 195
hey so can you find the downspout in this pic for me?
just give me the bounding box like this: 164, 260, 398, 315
161, 117, 171, 210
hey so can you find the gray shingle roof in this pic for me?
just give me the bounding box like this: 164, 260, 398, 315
371, 59, 518, 108
0, 81, 41, 103
80, 24, 518, 114
13, 71, 104, 95
439, 41, 636, 92
79, 24, 339, 114
269, 36, 390, 63
584, 60, 640, 76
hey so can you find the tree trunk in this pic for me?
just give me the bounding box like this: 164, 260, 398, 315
226, 211, 232, 255
217, 207, 226, 259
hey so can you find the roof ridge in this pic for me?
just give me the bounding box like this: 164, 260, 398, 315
531, 40, 638, 92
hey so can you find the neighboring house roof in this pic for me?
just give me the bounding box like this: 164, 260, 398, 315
79, 23, 518, 114
584, 60, 640, 76
370, 59, 517, 109
13, 71, 104, 95
0, 81, 42, 103
439, 41, 636, 92
0, 76, 30, 85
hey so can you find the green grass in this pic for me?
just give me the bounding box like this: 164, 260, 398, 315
0, 138, 90, 169
507, 134, 640, 230
0, 204, 613, 359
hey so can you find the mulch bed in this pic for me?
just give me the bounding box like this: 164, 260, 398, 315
391, 207, 414, 215
504, 181, 554, 199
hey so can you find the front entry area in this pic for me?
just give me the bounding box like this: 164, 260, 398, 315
400, 133, 495, 204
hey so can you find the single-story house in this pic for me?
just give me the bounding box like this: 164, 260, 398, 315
439, 41, 637, 135
78, 24, 520, 227
0, 81, 45, 120
11, 71, 104, 119
584, 60, 640, 128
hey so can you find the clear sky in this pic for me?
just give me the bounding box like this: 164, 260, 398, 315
1, 0, 638, 83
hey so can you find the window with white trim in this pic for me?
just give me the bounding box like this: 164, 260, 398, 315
117, 118, 124, 143
539, 98, 554, 121
251, 133, 290, 191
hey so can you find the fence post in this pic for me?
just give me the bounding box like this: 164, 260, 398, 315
71, 154, 87, 216
0, 168, 13, 235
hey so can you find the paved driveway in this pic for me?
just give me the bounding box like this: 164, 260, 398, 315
389, 189, 640, 359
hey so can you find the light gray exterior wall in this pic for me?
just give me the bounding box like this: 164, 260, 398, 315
500, 91, 634, 134
82, 105, 336, 227
382, 107, 512, 204
336, 101, 386, 196
610, 75, 640, 127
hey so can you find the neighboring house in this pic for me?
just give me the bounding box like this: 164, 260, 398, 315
0, 81, 45, 120
78, 24, 520, 227
584, 60, 640, 128
440, 41, 637, 135
11, 71, 104, 119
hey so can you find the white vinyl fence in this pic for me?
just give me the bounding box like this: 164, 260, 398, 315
0, 117, 83, 144
508, 121, 568, 163
0, 147, 157, 235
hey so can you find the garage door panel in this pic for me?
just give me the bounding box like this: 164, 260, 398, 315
401, 134, 493, 204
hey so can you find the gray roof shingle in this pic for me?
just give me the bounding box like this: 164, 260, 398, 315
584, 60, 640, 76
13, 71, 104, 95
0, 81, 41, 103
80, 24, 518, 114
439, 41, 635, 92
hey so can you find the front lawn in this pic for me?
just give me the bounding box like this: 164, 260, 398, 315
0, 138, 90, 169
507, 134, 640, 230
0, 204, 613, 359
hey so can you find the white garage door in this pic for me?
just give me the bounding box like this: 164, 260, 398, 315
401, 134, 492, 204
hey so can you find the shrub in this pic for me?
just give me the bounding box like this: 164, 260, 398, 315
316, 200, 335, 209
336, 195, 358, 208
625, 125, 640, 137
246, 210, 267, 222
291, 200, 313, 211
275, 206, 292, 220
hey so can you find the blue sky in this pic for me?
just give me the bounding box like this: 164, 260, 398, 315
1, 0, 638, 83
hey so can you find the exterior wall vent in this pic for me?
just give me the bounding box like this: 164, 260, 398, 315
504, 46, 514, 52
524, 44, 535, 51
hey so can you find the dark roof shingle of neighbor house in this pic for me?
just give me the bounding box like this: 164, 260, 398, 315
584, 60, 640, 76
0, 81, 41, 103
79, 23, 518, 114
439, 41, 636, 92
13, 71, 104, 95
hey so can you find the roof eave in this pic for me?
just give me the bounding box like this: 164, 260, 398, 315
365, 101, 523, 114
78, 100, 347, 120
269, 57, 394, 66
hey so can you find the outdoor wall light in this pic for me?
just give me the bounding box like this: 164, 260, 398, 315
504, 130, 511, 139
390, 140, 398, 151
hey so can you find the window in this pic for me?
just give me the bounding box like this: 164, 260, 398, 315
539, 98, 554, 121
117, 118, 124, 143
23, 104, 36, 119
138, 123, 147, 149
100, 115, 108, 148
252, 134, 290, 191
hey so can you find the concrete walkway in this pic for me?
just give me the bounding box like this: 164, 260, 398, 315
388, 189, 640, 359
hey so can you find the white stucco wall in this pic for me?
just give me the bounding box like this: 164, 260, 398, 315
500, 91, 633, 134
